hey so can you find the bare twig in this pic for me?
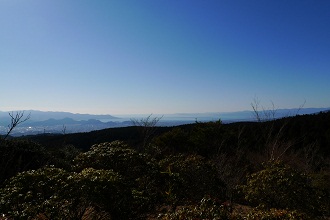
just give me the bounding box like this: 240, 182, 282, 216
3, 111, 30, 140
250, 98, 309, 163
251, 97, 262, 122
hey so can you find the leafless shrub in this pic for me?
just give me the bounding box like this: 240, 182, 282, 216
251, 97, 277, 122
131, 114, 163, 150
250, 98, 310, 168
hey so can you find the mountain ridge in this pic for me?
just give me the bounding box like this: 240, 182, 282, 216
1, 107, 329, 122
0, 110, 118, 123
1, 107, 329, 136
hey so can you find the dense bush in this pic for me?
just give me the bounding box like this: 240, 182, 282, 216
159, 197, 312, 220
73, 141, 165, 212
310, 170, 330, 216
243, 208, 312, 220
68, 168, 133, 219
152, 127, 191, 154
159, 154, 225, 203
73, 141, 157, 179
159, 196, 232, 220
153, 121, 227, 157
0, 167, 133, 219
47, 144, 81, 170
0, 139, 50, 185
0, 167, 69, 218
189, 120, 225, 156
241, 160, 327, 216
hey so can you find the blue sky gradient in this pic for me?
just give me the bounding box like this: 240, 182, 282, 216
1, 0, 329, 114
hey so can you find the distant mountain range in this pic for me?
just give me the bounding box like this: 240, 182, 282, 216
166, 107, 330, 122
0, 110, 117, 122
0, 111, 123, 135
0, 107, 329, 136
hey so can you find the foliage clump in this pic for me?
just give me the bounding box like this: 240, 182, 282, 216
243, 208, 312, 220
158, 196, 232, 220
241, 160, 327, 216
159, 154, 225, 203
0, 139, 51, 185
73, 141, 156, 179
0, 167, 69, 218
159, 196, 312, 220
0, 166, 133, 219
73, 141, 164, 212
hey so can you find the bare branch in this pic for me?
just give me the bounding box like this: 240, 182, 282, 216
251, 97, 261, 122
131, 114, 163, 128
3, 111, 31, 140
295, 99, 306, 115
251, 98, 280, 122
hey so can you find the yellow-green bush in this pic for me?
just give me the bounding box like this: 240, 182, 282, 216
244, 208, 311, 220
241, 160, 327, 216
0, 167, 133, 219
73, 141, 164, 212
159, 154, 225, 203
158, 196, 232, 220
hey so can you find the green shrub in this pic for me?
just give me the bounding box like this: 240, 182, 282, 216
68, 168, 133, 219
0, 167, 70, 218
73, 141, 157, 179
158, 196, 312, 220
189, 120, 225, 156
0, 139, 50, 185
47, 144, 80, 170
310, 170, 330, 216
158, 196, 232, 220
152, 127, 190, 154
241, 160, 326, 216
0, 167, 134, 219
73, 141, 163, 212
159, 154, 225, 203
244, 208, 311, 220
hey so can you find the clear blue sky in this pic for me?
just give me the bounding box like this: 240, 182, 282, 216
1, 0, 329, 115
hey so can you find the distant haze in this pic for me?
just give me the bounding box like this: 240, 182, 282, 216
1, 108, 329, 136
1, 107, 329, 124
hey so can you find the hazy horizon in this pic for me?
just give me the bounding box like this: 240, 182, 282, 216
1, 106, 329, 118
1, 1, 329, 114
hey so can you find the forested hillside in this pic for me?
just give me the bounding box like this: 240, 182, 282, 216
0, 111, 329, 219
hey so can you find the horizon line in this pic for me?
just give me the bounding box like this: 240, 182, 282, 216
1, 107, 329, 117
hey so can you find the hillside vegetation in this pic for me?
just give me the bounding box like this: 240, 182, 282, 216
0, 111, 329, 219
